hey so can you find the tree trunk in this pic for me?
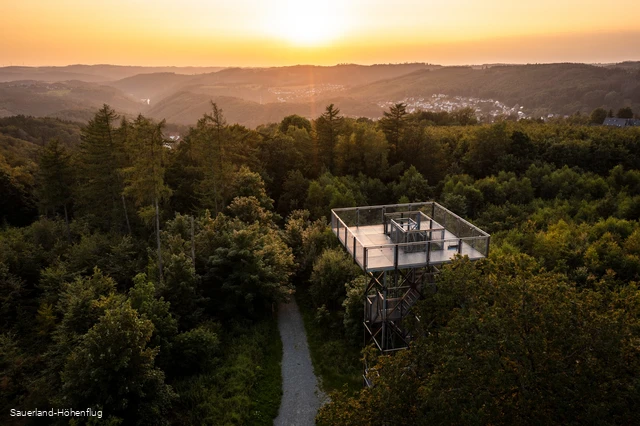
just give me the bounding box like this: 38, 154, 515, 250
122, 194, 132, 234
63, 204, 71, 244
190, 215, 196, 269
155, 197, 164, 283
213, 179, 219, 216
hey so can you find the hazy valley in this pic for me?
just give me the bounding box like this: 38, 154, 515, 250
1, 62, 639, 127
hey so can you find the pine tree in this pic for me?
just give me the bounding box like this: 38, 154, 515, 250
190, 102, 233, 214
379, 102, 407, 162
35, 140, 74, 240
76, 105, 128, 231
315, 104, 343, 173
122, 115, 172, 282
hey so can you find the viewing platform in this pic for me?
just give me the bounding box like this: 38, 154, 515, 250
331, 202, 490, 272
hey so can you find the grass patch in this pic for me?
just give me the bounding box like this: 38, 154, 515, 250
295, 285, 362, 395
249, 317, 283, 425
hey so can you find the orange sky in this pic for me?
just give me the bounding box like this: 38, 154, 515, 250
1, 0, 639, 66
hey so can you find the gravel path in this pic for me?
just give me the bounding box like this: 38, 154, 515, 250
274, 299, 327, 426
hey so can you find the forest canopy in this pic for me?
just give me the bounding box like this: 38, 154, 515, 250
1, 101, 640, 425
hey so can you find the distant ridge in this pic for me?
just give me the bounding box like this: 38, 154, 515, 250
0, 65, 227, 83
0, 62, 638, 126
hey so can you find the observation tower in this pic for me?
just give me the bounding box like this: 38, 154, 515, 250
331, 202, 490, 358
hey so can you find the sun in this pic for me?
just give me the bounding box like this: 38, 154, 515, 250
278, 15, 336, 46
263, 0, 349, 46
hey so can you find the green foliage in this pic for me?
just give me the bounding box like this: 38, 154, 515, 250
228, 166, 274, 211
4, 99, 640, 425
61, 301, 175, 425
122, 115, 172, 210
160, 252, 204, 329
172, 324, 220, 375
0, 333, 34, 414
279, 114, 312, 133
0, 264, 28, 333
225, 196, 278, 227
187, 102, 237, 215
296, 287, 362, 395
335, 123, 389, 177
129, 274, 178, 367
0, 115, 82, 148
392, 165, 432, 203
465, 121, 512, 177
0, 154, 37, 226
305, 172, 365, 219
590, 107, 608, 124
76, 105, 128, 231
316, 104, 344, 172
342, 276, 367, 345
171, 320, 281, 426
64, 232, 112, 276
379, 102, 408, 161
319, 256, 640, 425
616, 106, 634, 118
35, 139, 74, 220
277, 170, 310, 217
203, 215, 294, 316
248, 320, 283, 426
309, 248, 361, 310
257, 132, 304, 205
55, 268, 117, 337
101, 235, 145, 287
284, 210, 337, 277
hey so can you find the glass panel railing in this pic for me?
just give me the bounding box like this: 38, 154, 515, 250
397, 241, 429, 268
345, 226, 355, 256
340, 209, 358, 227
354, 237, 364, 268
357, 207, 383, 226
333, 202, 489, 271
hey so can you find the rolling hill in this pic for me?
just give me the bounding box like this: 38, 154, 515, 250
108, 72, 196, 101
0, 65, 226, 83
0, 62, 638, 127
106, 63, 440, 103
0, 80, 145, 120
145, 92, 383, 127
345, 63, 640, 116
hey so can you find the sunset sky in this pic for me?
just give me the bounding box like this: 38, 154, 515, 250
2, 0, 639, 66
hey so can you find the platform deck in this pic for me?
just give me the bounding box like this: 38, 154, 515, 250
336, 224, 485, 272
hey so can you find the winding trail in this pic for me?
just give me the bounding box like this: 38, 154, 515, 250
274, 299, 327, 426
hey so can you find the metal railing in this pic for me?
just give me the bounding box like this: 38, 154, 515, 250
332, 202, 490, 272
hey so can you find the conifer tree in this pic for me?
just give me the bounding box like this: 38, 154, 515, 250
76, 104, 128, 231
190, 102, 233, 214
122, 115, 172, 282
35, 139, 74, 239
316, 104, 343, 173
379, 102, 408, 161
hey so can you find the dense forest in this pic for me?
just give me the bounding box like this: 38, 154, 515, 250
1, 101, 640, 425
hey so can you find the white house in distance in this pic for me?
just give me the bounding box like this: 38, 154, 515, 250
603, 118, 640, 127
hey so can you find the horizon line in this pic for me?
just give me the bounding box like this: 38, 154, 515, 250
2, 60, 639, 69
